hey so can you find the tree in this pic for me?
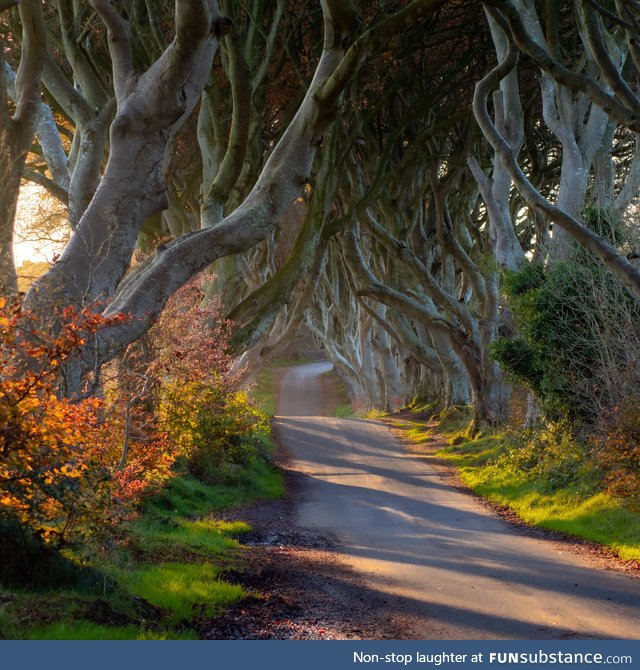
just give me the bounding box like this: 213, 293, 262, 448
2, 0, 640, 429
0, 0, 46, 294
14, 0, 448, 396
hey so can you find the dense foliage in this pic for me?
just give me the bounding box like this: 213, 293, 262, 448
0, 279, 272, 580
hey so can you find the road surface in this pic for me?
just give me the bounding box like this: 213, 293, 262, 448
273, 362, 640, 640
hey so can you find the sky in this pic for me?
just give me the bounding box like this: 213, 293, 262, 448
14, 182, 68, 267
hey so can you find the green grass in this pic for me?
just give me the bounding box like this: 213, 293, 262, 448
335, 404, 355, 418
433, 405, 475, 441
113, 563, 246, 623
269, 356, 313, 367
144, 461, 284, 520
437, 431, 640, 561
249, 368, 277, 416
400, 420, 438, 445
2, 458, 284, 639
363, 408, 388, 419
26, 622, 197, 640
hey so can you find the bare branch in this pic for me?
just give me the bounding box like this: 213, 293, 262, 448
498, 0, 640, 132
579, 0, 640, 117
472, 13, 640, 299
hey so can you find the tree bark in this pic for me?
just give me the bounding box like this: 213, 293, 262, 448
0, 0, 47, 295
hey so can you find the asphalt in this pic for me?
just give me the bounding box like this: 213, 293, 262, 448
273, 362, 640, 640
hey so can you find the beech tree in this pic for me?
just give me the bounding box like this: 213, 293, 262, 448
473, 1, 640, 294
2, 0, 447, 396
2, 0, 640, 425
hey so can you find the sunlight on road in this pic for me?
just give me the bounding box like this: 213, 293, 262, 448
274, 364, 640, 640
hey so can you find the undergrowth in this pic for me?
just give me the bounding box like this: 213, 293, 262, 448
0, 452, 284, 639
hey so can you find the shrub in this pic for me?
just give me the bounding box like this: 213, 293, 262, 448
593, 396, 640, 504
0, 300, 123, 551
160, 383, 269, 484
113, 277, 268, 488
493, 255, 640, 423
496, 422, 592, 492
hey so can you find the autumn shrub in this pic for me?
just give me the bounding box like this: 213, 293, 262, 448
113, 277, 269, 488
0, 300, 129, 581
592, 396, 640, 505
160, 383, 269, 484
0, 274, 270, 580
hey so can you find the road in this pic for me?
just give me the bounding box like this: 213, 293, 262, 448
273, 362, 640, 640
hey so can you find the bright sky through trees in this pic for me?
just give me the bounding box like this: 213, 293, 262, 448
13, 182, 68, 265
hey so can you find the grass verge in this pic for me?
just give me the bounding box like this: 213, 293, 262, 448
395, 406, 640, 562
248, 368, 277, 417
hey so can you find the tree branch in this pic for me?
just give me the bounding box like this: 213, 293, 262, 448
580, 0, 640, 116
13, 0, 47, 149
472, 14, 640, 299
90, 0, 134, 101
498, 0, 640, 131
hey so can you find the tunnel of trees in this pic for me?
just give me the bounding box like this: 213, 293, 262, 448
2, 0, 640, 552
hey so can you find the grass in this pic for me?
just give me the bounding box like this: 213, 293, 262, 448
129, 517, 250, 561
26, 622, 197, 640
399, 407, 640, 562
1, 458, 285, 639
144, 460, 284, 520
248, 368, 277, 417
335, 404, 355, 418
113, 563, 246, 622
451, 446, 640, 561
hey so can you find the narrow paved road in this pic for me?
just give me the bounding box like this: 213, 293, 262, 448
273, 362, 640, 640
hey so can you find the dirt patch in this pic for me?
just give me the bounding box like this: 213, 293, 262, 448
201, 468, 413, 639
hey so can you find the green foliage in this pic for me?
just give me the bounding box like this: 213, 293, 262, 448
0, 605, 15, 638
490, 338, 541, 392
582, 204, 622, 244
494, 251, 640, 422
160, 383, 271, 485
494, 423, 594, 493
502, 263, 545, 296
189, 390, 270, 484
